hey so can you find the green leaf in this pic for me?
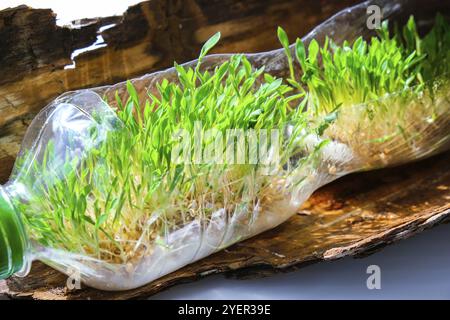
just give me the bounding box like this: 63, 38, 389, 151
126, 80, 139, 105
277, 27, 295, 81
265, 78, 282, 93
264, 73, 275, 83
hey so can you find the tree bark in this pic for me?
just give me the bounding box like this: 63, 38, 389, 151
1, 0, 449, 300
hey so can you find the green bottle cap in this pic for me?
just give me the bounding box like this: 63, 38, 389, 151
0, 186, 27, 279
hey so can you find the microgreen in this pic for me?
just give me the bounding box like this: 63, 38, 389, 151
277, 27, 295, 82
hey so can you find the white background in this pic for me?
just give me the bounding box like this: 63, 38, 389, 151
1, 0, 449, 300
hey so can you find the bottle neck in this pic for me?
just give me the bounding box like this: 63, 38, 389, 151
0, 185, 28, 279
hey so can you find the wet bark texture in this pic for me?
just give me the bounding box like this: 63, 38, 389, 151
1, 0, 449, 299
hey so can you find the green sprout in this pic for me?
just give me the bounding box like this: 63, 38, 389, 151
280, 15, 449, 113
15, 34, 322, 264
279, 14, 450, 167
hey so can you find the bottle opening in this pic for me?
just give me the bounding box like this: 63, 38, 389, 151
0, 186, 27, 279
